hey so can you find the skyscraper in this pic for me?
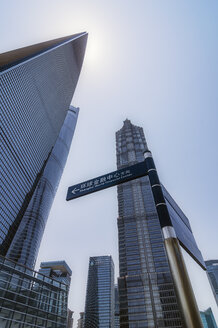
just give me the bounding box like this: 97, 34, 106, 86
84, 256, 115, 328
0, 33, 87, 328
0, 33, 87, 268
205, 260, 218, 307
7, 106, 80, 268
116, 119, 195, 327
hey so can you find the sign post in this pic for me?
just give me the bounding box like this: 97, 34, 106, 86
67, 154, 204, 328
66, 161, 147, 201
143, 150, 203, 328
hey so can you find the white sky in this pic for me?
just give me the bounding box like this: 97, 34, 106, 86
1, 0, 218, 325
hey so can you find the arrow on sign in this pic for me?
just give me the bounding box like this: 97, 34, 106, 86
71, 188, 80, 194
66, 161, 148, 201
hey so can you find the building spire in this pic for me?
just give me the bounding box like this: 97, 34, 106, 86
123, 118, 131, 127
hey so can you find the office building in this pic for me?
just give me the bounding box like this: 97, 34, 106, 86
116, 119, 188, 327
205, 260, 218, 307
39, 261, 74, 328
0, 33, 87, 269
39, 260, 72, 286
200, 308, 218, 328
84, 256, 115, 328
0, 255, 69, 328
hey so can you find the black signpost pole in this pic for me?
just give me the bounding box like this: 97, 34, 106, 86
143, 151, 203, 328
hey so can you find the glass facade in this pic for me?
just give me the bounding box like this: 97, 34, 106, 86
0, 255, 69, 328
0, 34, 87, 327
39, 261, 73, 328
205, 260, 218, 307
200, 308, 218, 328
0, 33, 87, 268
6, 107, 79, 268
116, 119, 183, 327
39, 261, 72, 287
84, 256, 115, 328
114, 285, 120, 327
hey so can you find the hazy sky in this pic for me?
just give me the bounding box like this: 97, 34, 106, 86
1, 0, 218, 325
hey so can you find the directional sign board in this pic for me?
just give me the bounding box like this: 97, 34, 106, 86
162, 185, 206, 270
66, 161, 147, 201
66, 160, 205, 270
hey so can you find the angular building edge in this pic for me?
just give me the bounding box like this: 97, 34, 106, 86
0, 32, 88, 72
1, 32, 87, 267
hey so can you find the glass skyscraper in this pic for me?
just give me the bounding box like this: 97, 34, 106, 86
0, 33, 87, 327
7, 106, 80, 268
116, 119, 184, 327
0, 33, 87, 268
84, 256, 115, 328
205, 260, 218, 307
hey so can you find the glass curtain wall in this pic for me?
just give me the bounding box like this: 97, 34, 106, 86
116, 120, 183, 328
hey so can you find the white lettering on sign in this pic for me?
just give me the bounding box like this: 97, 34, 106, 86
70, 170, 134, 195
100, 177, 106, 183
87, 181, 93, 187
67, 161, 148, 201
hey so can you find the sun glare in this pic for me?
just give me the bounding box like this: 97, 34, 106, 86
85, 36, 100, 65
84, 33, 107, 69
